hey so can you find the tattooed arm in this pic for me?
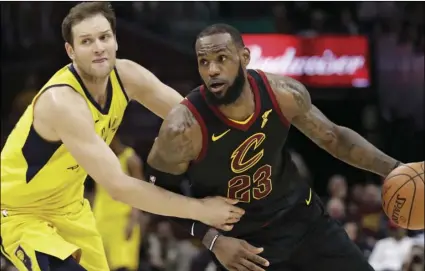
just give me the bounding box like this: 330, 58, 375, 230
147, 103, 244, 230
265, 72, 400, 177
147, 103, 200, 175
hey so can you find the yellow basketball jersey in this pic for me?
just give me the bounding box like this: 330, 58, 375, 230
1, 64, 128, 212
93, 147, 135, 221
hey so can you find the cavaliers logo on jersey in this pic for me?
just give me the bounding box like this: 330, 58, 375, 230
230, 133, 266, 174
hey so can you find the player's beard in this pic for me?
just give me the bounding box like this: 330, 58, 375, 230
204, 63, 246, 106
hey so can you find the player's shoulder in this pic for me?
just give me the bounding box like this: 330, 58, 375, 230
262, 72, 311, 117
164, 102, 199, 131
157, 101, 201, 143
35, 85, 89, 120
115, 58, 136, 70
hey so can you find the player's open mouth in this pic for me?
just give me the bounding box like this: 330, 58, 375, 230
210, 83, 227, 92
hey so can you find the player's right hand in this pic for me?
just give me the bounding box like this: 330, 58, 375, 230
212, 236, 270, 271
198, 196, 245, 231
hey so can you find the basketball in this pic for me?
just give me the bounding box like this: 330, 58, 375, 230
382, 162, 424, 230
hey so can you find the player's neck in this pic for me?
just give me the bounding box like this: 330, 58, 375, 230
218, 83, 254, 121
73, 63, 109, 101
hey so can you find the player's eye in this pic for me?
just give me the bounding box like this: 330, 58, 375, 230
81, 39, 91, 45
218, 55, 227, 62
99, 34, 110, 41
199, 59, 208, 66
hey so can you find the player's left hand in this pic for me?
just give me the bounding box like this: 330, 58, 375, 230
212, 235, 270, 271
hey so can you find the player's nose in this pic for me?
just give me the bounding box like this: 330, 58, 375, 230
93, 39, 106, 54
208, 62, 220, 77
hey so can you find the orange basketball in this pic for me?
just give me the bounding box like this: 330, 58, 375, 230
382, 162, 424, 230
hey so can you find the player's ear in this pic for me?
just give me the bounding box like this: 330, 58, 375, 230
241, 47, 250, 68
65, 42, 75, 61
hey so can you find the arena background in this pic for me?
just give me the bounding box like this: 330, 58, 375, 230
1, 2, 423, 271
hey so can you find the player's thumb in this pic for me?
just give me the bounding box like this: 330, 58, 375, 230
242, 241, 264, 254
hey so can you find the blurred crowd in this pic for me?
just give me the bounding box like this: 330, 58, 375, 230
1, 1, 423, 271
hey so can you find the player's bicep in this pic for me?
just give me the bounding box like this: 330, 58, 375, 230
116, 59, 184, 119
45, 90, 124, 189
291, 105, 338, 149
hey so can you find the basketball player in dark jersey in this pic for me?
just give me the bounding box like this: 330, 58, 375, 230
145, 24, 405, 271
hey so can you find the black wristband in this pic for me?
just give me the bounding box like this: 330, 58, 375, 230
208, 234, 221, 251
191, 221, 210, 239
144, 163, 185, 192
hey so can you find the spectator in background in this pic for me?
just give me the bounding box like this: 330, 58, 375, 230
147, 221, 199, 271
298, 9, 327, 37
369, 222, 414, 271
338, 8, 358, 34
402, 244, 425, 271
327, 174, 348, 202
326, 197, 346, 221
344, 221, 373, 259
273, 3, 293, 34
356, 184, 387, 247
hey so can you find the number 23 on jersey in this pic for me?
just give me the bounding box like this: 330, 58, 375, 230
227, 133, 273, 203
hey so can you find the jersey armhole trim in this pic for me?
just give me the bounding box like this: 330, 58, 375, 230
256, 70, 291, 127
113, 67, 130, 102
181, 99, 208, 163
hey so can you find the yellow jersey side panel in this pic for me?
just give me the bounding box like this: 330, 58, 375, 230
1, 64, 128, 212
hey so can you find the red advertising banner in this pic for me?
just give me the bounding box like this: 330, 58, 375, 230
242, 34, 370, 88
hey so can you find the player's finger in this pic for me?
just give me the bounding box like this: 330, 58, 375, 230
240, 258, 266, 271
244, 251, 269, 267
217, 196, 239, 205
226, 216, 241, 224
229, 205, 245, 216
234, 263, 249, 271
217, 224, 234, 231
241, 241, 264, 254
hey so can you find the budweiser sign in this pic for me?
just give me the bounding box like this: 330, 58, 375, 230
243, 34, 370, 88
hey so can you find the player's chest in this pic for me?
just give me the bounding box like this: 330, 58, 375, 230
189, 125, 287, 185
93, 112, 123, 143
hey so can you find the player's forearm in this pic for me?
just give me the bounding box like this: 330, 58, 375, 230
330, 126, 400, 177
111, 174, 202, 220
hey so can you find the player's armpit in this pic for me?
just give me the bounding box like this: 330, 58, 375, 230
116, 59, 184, 119
266, 73, 399, 177
147, 103, 202, 175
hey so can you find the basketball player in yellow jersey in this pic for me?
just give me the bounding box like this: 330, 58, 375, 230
0, 2, 244, 271
93, 136, 145, 271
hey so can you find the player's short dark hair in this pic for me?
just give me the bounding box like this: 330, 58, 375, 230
196, 23, 245, 48
62, 2, 116, 45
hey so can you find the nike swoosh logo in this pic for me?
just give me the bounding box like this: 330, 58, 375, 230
212, 129, 231, 141
305, 188, 312, 206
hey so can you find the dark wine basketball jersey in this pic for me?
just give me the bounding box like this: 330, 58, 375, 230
182, 69, 311, 237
